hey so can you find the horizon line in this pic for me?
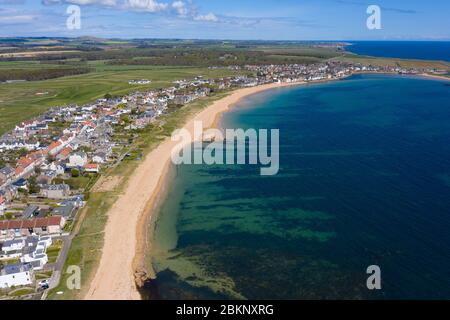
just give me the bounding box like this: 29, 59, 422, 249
1, 36, 450, 42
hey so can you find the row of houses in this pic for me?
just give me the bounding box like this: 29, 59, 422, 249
0, 216, 65, 241
0, 234, 56, 288
245, 60, 439, 85
1, 235, 53, 269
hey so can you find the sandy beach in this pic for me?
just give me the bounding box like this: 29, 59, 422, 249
83, 81, 306, 300
419, 73, 450, 82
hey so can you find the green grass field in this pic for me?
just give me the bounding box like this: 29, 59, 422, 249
334, 54, 450, 70
0, 63, 244, 135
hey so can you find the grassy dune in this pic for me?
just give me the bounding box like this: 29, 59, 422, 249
335, 54, 450, 70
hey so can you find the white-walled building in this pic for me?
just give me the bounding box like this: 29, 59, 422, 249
68, 152, 88, 168
0, 263, 34, 289
40, 184, 70, 199
1, 239, 25, 253
20, 242, 49, 270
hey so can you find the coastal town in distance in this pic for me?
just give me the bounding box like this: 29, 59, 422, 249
0, 0, 449, 308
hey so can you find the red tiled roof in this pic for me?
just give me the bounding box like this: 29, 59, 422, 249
59, 147, 73, 157
17, 157, 33, 168
0, 221, 7, 230
0, 216, 63, 230
20, 120, 34, 126
82, 120, 96, 128
28, 150, 46, 159
34, 218, 49, 228
15, 166, 24, 175
47, 141, 62, 151
47, 216, 62, 226
21, 220, 35, 229
8, 220, 22, 229
84, 163, 98, 169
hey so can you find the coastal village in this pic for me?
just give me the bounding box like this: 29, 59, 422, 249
0, 59, 445, 299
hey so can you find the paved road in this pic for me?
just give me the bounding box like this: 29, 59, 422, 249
40, 235, 72, 300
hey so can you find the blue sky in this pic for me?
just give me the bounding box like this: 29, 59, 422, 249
0, 0, 449, 40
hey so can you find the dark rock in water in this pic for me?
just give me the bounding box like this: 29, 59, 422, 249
139, 269, 230, 300
134, 267, 151, 288
139, 278, 161, 300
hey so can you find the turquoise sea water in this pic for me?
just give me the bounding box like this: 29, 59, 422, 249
144, 74, 450, 299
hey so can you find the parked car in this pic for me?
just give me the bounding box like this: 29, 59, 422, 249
39, 279, 49, 289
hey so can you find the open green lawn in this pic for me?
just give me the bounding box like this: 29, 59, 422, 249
1, 258, 20, 265
7, 287, 35, 297
65, 175, 95, 190
257, 47, 343, 59
35, 270, 53, 281
0, 61, 66, 69
46, 244, 62, 264
0, 63, 244, 135
47, 191, 117, 300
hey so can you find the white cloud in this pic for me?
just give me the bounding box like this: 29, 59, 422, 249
42, 0, 117, 5
194, 12, 218, 22
0, 14, 36, 23
42, 0, 167, 12
171, 0, 187, 17
124, 0, 168, 12
40, 0, 221, 22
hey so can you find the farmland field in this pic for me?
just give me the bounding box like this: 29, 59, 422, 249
334, 54, 450, 69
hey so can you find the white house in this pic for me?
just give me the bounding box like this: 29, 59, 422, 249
49, 162, 66, 175
20, 240, 49, 270
92, 152, 106, 164
1, 239, 25, 254
0, 263, 34, 289
84, 163, 99, 173
0, 140, 39, 151
40, 184, 70, 199
0, 239, 25, 260
68, 152, 88, 168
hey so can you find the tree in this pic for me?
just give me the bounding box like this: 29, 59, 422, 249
28, 176, 40, 194
79, 146, 92, 153
18, 148, 28, 157
71, 168, 80, 178
53, 177, 64, 184
121, 115, 130, 125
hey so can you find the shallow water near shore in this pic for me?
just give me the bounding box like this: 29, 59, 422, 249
144, 74, 450, 299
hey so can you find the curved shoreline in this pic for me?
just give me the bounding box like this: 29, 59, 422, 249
83, 72, 449, 300
83, 80, 307, 300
